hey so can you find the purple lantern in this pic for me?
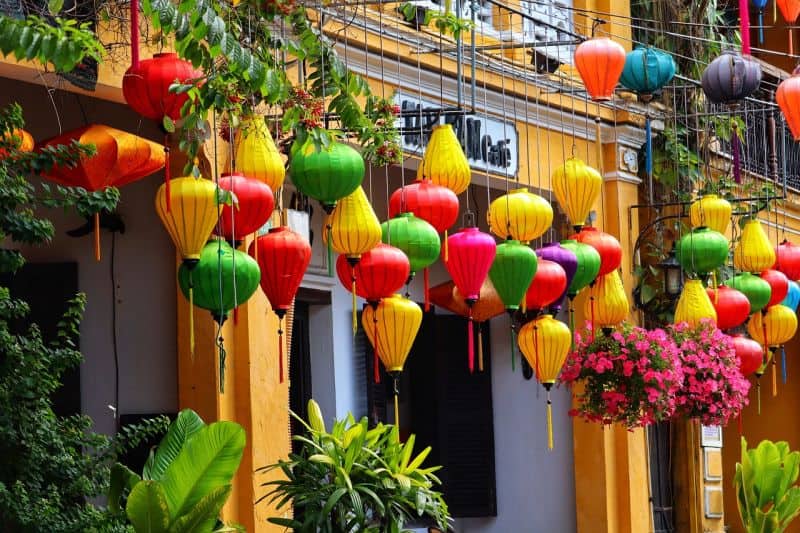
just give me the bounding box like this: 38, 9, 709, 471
536, 242, 578, 313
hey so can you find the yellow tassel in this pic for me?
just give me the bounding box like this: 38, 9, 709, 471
189, 284, 195, 360
773, 357, 778, 397
352, 278, 357, 336
478, 326, 484, 372
521, 295, 527, 314
444, 230, 449, 262
757, 381, 761, 415
94, 212, 101, 262
546, 391, 554, 450
394, 393, 400, 434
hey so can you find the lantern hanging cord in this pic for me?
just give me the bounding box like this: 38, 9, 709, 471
392, 374, 401, 436
546, 386, 554, 450
218, 333, 226, 394
111, 231, 120, 432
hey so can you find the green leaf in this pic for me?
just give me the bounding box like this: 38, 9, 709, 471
169, 485, 231, 533
162, 116, 176, 134
145, 409, 206, 481
109, 462, 143, 512
126, 480, 171, 533
47, 0, 63, 15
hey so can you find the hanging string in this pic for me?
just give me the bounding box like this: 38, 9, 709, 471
278, 316, 284, 384
546, 388, 554, 451
510, 325, 516, 372
351, 266, 358, 335
218, 334, 226, 393
757, 379, 761, 415
189, 271, 195, 359
569, 301, 576, 349
393, 375, 400, 435
164, 135, 171, 212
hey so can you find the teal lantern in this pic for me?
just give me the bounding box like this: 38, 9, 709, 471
783, 280, 800, 312
676, 227, 729, 276
726, 272, 772, 315
489, 240, 538, 312
290, 140, 365, 213
381, 212, 441, 308
620, 47, 676, 100
560, 239, 601, 298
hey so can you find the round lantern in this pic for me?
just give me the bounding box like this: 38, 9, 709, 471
488, 188, 553, 243
290, 140, 364, 213
701, 52, 762, 105
748, 305, 798, 347
761, 269, 790, 309
689, 194, 732, 234
536, 243, 578, 313
230, 115, 286, 191
706, 285, 751, 330
732, 335, 764, 377
727, 272, 772, 314
585, 270, 629, 331
155, 176, 219, 265
416, 124, 471, 195
674, 279, 717, 327
517, 314, 571, 449
335, 243, 410, 305
489, 240, 538, 313
551, 158, 602, 231
560, 239, 601, 299
216, 173, 274, 242
249, 226, 312, 382
734, 219, 775, 273
775, 239, 800, 280
675, 227, 729, 276
778, 67, 800, 141
389, 179, 459, 234
783, 280, 800, 311
619, 46, 676, 100
0, 128, 33, 157
525, 259, 568, 313
574, 37, 626, 101
123, 53, 203, 122
572, 226, 622, 277
446, 227, 497, 373
381, 213, 441, 306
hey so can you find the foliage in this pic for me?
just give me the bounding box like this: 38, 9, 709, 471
735, 438, 800, 533
258, 399, 450, 532
108, 409, 246, 533
560, 325, 683, 428
669, 320, 749, 425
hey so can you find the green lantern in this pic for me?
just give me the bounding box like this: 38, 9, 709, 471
290, 140, 365, 213
178, 240, 261, 324
489, 240, 538, 312
726, 272, 772, 315
381, 213, 441, 276
675, 227, 729, 276
560, 239, 601, 298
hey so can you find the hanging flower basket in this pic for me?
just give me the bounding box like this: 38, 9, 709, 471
669, 319, 750, 426
561, 326, 683, 429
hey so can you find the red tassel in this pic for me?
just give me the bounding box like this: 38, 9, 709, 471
791, 30, 795, 57
590, 295, 596, 342
468, 314, 474, 373
93, 212, 101, 262
278, 319, 284, 384
233, 306, 239, 325
739, 0, 751, 54
130, 0, 140, 67
164, 142, 171, 212
424, 268, 430, 312
374, 316, 381, 384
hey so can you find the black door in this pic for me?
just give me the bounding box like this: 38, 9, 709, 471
289, 300, 313, 454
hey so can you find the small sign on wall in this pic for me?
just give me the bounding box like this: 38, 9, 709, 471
701, 425, 723, 448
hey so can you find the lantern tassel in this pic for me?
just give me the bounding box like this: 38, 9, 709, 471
478, 326, 484, 372
130, 0, 139, 67
791, 29, 795, 58
590, 294, 596, 342
757, 380, 761, 415
645, 115, 652, 177
444, 230, 449, 262
278, 318, 284, 384
233, 307, 239, 325
352, 273, 357, 336
759, 10, 764, 44
393, 376, 400, 434
424, 268, 430, 312
510, 326, 516, 372
189, 277, 195, 360
739, 0, 751, 55
782, 345, 788, 384
772, 356, 778, 397
164, 142, 171, 212
218, 335, 226, 394
326, 225, 332, 277
93, 212, 101, 262
546, 389, 554, 451
373, 314, 381, 384
569, 303, 575, 350
732, 125, 742, 184
468, 312, 475, 374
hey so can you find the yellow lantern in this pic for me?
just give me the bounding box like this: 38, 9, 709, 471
734, 219, 776, 273
230, 115, 285, 191
517, 314, 571, 449
362, 294, 423, 429
155, 176, 219, 264
585, 270, 629, 331
689, 194, 732, 234
551, 157, 603, 231
748, 304, 798, 397
487, 188, 553, 243
417, 124, 471, 194
674, 279, 717, 326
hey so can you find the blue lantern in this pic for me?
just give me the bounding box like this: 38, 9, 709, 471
620, 46, 676, 100
782, 280, 800, 311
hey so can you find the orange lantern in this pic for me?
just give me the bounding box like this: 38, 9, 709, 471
0, 128, 33, 157
777, 67, 800, 141
574, 38, 627, 101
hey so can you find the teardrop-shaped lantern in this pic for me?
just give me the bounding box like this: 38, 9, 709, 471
675, 227, 729, 276
488, 188, 553, 243
489, 240, 538, 312
734, 219, 775, 273
783, 280, 800, 311
551, 158, 602, 231
726, 272, 772, 314
775, 239, 800, 280
155, 177, 219, 266
381, 213, 441, 275
732, 334, 764, 377
230, 116, 286, 191
585, 270, 629, 330
574, 37, 626, 101
525, 259, 568, 313
778, 67, 800, 140
748, 305, 798, 347
536, 243, 578, 313
123, 53, 203, 122
430, 279, 506, 323
517, 314, 571, 449
619, 46, 677, 100
389, 179, 459, 234
706, 285, 750, 330
701, 52, 762, 105
290, 140, 364, 213
217, 173, 274, 242
762, 269, 790, 309
777, 0, 800, 23
674, 279, 717, 327
335, 243, 410, 305
572, 226, 623, 277
689, 194, 732, 234
416, 124, 471, 194
326, 187, 382, 261
560, 239, 602, 298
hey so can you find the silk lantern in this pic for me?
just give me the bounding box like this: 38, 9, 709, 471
0, 128, 33, 157
751, 0, 768, 44
620, 46, 676, 100
727, 272, 772, 314
748, 304, 798, 395
517, 314, 571, 449
560, 239, 601, 299
735, 219, 776, 273
775, 239, 800, 280
381, 213, 441, 308
417, 124, 471, 195
362, 295, 422, 430
674, 279, 717, 327
551, 158, 603, 231
732, 334, 764, 377
675, 227, 729, 276
249, 226, 312, 382
446, 227, 497, 373
777, 0, 800, 54
572, 227, 622, 277
701, 52, 762, 105
155, 177, 219, 265
216, 173, 274, 242
230, 115, 286, 191
43, 124, 166, 260
783, 280, 800, 311
778, 68, 800, 141
689, 194, 732, 234
290, 140, 364, 213
389, 179, 459, 260
574, 37, 626, 101
489, 240, 538, 313
762, 269, 790, 309
525, 259, 568, 313
707, 285, 751, 330
585, 270, 629, 333
536, 243, 578, 313
488, 188, 553, 243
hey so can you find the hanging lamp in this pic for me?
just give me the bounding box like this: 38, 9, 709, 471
535, 243, 578, 314
489, 240, 538, 313
777, 0, 800, 54
551, 158, 603, 232
487, 188, 553, 243
229, 115, 286, 192
732, 334, 764, 377
561, 239, 601, 299
748, 304, 798, 396
734, 219, 776, 273
777, 67, 800, 140
0, 128, 33, 157
726, 272, 773, 314
701, 52, 762, 105
783, 280, 800, 311
389, 179, 459, 260
751, 0, 769, 44
706, 285, 751, 330
675, 227, 729, 276
761, 269, 790, 309
619, 46, 676, 100
574, 37, 627, 101
525, 259, 568, 314
572, 226, 622, 277
775, 239, 800, 280
216, 173, 274, 243
674, 279, 717, 327
416, 124, 471, 195
689, 195, 732, 234
290, 140, 364, 213
585, 270, 629, 334
155, 176, 219, 265
381, 213, 441, 309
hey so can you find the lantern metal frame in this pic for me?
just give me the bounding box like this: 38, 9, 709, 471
659, 244, 684, 300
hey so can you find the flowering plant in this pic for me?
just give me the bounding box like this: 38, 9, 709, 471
669, 319, 750, 426
561, 325, 683, 429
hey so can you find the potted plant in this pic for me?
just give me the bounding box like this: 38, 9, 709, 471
397, 2, 434, 30
259, 399, 451, 532
560, 325, 683, 429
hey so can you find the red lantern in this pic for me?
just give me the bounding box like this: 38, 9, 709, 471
248, 226, 311, 382
732, 334, 764, 377
762, 269, 789, 309
445, 227, 497, 373
217, 173, 274, 242
775, 239, 800, 280
574, 38, 627, 101
525, 259, 568, 312
706, 286, 751, 330
335, 243, 410, 305
777, 67, 800, 140
123, 53, 202, 122
389, 179, 459, 260
571, 226, 623, 277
